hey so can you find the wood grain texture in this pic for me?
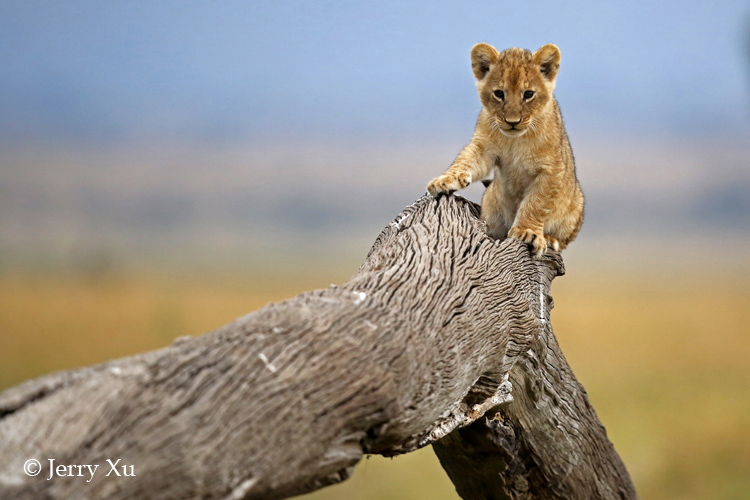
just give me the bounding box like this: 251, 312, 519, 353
0, 195, 636, 499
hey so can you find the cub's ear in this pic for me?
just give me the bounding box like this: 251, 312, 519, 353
533, 44, 561, 82
471, 43, 499, 80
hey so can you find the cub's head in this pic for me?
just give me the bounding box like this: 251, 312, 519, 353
471, 43, 560, 137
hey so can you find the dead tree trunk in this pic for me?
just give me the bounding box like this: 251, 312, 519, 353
0, 195, 636, 500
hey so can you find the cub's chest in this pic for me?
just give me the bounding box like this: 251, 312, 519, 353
493, 151, 538, 193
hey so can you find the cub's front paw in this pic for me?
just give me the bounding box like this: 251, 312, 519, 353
508, 226, 547, 257
427, 172, 471, 197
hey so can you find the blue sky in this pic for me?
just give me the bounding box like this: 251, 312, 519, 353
1, 0, 749, 144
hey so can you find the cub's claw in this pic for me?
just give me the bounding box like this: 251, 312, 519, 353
427, 172, 471, 197
508, 226, 547, 257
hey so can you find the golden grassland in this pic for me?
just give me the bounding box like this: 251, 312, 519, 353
0, 264, 748, 500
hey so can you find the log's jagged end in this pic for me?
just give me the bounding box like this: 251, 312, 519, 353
366, 193, 564, 279
0, 195, 633, 500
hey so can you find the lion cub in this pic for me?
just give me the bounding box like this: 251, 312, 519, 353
427, 43, 584, 257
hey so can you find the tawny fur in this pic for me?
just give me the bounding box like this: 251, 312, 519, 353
427, 43, 584, 257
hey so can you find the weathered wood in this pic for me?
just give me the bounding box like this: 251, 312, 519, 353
432, 310, 637, 500
0, 194, 636, 499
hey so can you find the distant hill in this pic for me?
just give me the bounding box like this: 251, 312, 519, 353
1, 137, 748, 269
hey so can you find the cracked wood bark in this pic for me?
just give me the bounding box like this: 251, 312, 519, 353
0, 194, 636, 500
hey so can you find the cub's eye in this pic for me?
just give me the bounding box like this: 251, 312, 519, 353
523, 90, 535, 100
493, 89, 504, 100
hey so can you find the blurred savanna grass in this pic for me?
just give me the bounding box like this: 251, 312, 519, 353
1, 258, 748, 500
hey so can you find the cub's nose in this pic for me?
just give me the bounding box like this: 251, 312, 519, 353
504, 117, 521, 126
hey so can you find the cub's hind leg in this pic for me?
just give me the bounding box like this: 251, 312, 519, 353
480, 182, 511, 240
552, 189, 585, 250
546, 236, 560, 252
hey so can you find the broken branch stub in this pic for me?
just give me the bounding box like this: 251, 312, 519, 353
0, 194, 635, 499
